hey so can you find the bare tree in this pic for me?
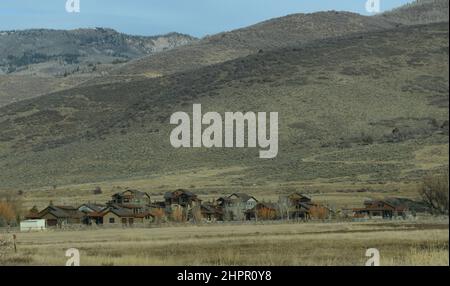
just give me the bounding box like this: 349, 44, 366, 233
419, 168, 449, 215
191, 206, 203, 224
278, 196, 293, 221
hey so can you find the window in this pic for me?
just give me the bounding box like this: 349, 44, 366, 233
109, 218, 115, 223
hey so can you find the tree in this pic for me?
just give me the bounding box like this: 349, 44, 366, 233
419, 168, 449, 215
152, 208, 166, 224
278, 196, 293, 221
309, 205, 329, 220
191, 206, 203, 224
172, 206, 185, 222
0, 201, 16, 226
0, 192, 23, 226
257, 207, 277, 221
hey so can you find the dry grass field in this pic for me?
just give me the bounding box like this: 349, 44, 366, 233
1, 219, 448, 266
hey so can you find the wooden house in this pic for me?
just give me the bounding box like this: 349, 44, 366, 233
36, 205, 84, 227
278, 193, 332, 220
218, 193, 258, 221
199, 203, 223, 222
109, 189, 151, 215
100, 206, 155, 226
164, 189, 201, 208
353, 200, 407, 219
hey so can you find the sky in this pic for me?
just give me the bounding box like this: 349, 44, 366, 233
0, 0, 415, 38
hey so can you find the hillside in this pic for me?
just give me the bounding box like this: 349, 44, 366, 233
90, 11, 396, 85
0, 22, 447, 190
0, 29, 196, 106
379, 0, 449, 25
0, 74, 85, 107
0, 28, 196, 76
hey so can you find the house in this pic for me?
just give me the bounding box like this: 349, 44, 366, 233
164, 189, 201, 207
83, 211, 105, 225
353, 200, 408, 219
278, 193, 331, 220
100, 206, 155, 226
245, 202, 278, 221
164, 189, 201, 221
78, 203, 105, 213
78, 203, 106, 225
199, 203, 223, 222
111, 189, 151, 205
218, 193, 258, 221
101, 206, 136, 225
36, 205, 84, 227
278, 193, 311, 220
110, 190, 151, 215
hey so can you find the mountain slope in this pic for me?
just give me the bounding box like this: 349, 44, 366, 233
0, 29, 196, 107
0, 28, 196, 76
379, 0, 449, 25
90, 11, 395, 85
0, 22, 447, 189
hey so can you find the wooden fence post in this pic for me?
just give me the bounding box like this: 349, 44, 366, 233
13, 234, 17, 253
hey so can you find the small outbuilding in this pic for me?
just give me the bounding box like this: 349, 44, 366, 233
20, 219, 46, 232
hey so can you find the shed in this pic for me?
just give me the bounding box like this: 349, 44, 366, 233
20, 219, 46, 232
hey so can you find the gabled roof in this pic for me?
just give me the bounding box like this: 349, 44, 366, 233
100, 206, 157, 218
164, 189, 198, 200
78, 203, 105, 212
364, 200, 400, 210
200, 204, 223, 215
38, 205, 84, 219
288, 193, 311, 201
101, 206, 134, 217
357, 199, 408, 212
228, 193, 258, 203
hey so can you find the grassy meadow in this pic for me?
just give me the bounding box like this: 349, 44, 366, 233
0, 220, 448, 266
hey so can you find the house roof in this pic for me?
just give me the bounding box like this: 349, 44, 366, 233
200, 204, 223, 215
229, 193, 257, 202
288, 193, 311, 201
100, 206, 157, 218
134, 211, 156, 218
363, 200, 406, 210
38, 205, 84, 219
164, 189, 198, 200
356, 199, 408, 212
78, 203, 105, 212
102, 206, 135, 217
